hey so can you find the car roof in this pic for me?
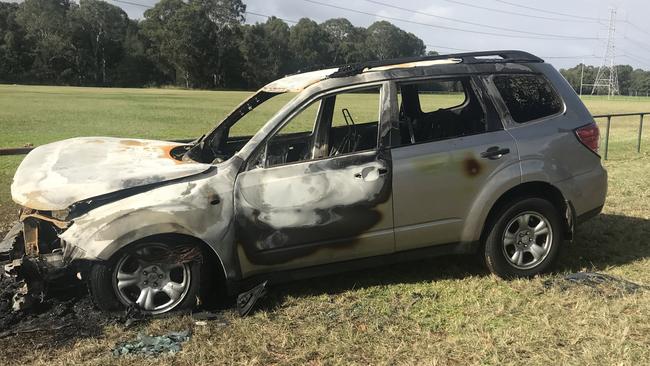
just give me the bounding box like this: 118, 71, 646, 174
261, 50, 544, 93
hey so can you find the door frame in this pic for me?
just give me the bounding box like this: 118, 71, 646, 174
233, 81, 396, 277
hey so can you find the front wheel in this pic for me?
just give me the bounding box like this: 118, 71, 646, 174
484, 197, 563, 278
88, 242, 200, 314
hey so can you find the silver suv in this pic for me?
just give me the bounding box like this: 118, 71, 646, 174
3, 51, 607, 314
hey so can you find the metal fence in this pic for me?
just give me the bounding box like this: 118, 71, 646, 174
592, 112, 649, 160
1, 113, 648, 159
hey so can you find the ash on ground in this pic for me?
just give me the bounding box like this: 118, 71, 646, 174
0, 273, 116, 355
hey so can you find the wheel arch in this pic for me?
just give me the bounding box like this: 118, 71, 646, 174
98, 232, 231, 306
479, 181, 573, 246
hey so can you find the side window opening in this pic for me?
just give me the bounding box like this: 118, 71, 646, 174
395, 78, 487, 146
328, 87, 380, 157
258, 86, 381, 168
493, 74, 563, 123
264, 100, 321, 167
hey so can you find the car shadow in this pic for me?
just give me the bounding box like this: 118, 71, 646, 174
258, 213, 650, 309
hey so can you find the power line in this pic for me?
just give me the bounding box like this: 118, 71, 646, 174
302, 0, 601, 40
622, 36, 650, 54
492, 0, 601, 22
425, 44, 474, 52
246, 11, 299, 24
107, 0, 150, 9
106, 0, 612, 65
624, 20, 650, 37
106, 1, 299, 25
360, 0, 594, 39
442, 0, 598, 23
542, 54, 599, 60
621, 51, 650, 66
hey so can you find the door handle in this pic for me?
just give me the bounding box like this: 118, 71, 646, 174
354, 167, 389, 179
481, 146, 510, 160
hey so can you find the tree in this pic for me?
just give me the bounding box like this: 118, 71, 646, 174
365, 21, 425, 60
289, 18, 332, 71
68, 0, 129, 85
112, 19, 164, 87
141, 0, 245, 88
240, 16, 291, 88
321, 18, 369, 64
0, 2, 32, 83
16, 0, 76, 83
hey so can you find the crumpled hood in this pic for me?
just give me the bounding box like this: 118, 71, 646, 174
11, 137, 212, 211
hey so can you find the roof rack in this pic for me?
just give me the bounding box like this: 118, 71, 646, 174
329, 50, 543, 78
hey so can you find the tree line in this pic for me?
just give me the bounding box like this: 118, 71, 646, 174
0, 0, 427, 89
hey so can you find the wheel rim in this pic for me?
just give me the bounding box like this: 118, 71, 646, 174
112, 244, 191, 314
501, 211, 553, 270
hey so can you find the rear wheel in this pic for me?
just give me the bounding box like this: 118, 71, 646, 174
88, 242, 200, 314
484, 197, 562, 278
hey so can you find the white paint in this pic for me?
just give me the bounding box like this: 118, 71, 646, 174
237, 160, 386, 229
11, 137, 212, 211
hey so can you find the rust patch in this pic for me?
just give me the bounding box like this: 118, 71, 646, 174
120, 139, 145, 147
23, 218, 39, 255
160, 145, 185, 164
463, 156, 482, 177
23, 190, 46, 208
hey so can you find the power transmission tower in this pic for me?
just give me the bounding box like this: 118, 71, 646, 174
590, 8, 619, 97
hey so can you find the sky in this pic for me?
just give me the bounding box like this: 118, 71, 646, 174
15, 0, 650, 69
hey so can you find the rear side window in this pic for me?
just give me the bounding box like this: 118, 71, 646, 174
493, 75, 563, 123
393, 77, 487, 146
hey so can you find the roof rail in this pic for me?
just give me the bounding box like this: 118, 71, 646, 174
329, 50, 543, 78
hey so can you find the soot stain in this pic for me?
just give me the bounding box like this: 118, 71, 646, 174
463, 157, 482, 177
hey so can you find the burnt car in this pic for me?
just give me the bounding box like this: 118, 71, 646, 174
1, 51, 607, 314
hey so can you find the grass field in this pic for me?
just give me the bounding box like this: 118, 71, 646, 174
1, 85, 650, 365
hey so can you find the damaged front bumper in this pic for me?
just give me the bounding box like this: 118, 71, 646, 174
1, 209, 80, 311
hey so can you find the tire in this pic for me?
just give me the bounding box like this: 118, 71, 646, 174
88, 241, 201, 314
484, 197, 563, 278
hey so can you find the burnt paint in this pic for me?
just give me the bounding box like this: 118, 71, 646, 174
234, 149, 392, 265
463, 156, 483, 177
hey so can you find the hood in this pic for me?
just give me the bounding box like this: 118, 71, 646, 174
11, 137, 212, 211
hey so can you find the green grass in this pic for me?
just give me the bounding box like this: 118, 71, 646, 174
1, 85, 650, 365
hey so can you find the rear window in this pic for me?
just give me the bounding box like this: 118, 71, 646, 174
493, 75, 563, 123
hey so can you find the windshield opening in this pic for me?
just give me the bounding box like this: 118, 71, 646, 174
185, 91, 299, 164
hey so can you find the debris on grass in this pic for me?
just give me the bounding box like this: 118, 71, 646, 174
192, 310, 229, 326
543, 272, 650, 297
237, 280, 268, 316
0, 273, 113, 349
112, 330, 191, 357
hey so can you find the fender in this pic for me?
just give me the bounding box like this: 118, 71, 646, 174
59, 164, 242, 281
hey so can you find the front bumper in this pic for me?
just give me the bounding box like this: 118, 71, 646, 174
1, 211, 77, 310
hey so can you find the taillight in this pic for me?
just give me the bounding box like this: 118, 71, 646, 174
575, 122, 600, 155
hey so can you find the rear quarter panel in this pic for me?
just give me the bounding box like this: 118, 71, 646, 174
487, 64, 607, 215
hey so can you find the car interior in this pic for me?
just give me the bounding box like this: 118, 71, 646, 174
252, 88, 381, 168
396, 78, 487, 146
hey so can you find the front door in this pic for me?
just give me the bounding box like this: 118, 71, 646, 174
235, 84, 394, 277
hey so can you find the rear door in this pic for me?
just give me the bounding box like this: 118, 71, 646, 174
390, 76, 521, 251
234, 83, 395, 276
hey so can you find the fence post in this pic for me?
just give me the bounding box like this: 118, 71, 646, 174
604, 116, 611, 160
638, 114, 645, 153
